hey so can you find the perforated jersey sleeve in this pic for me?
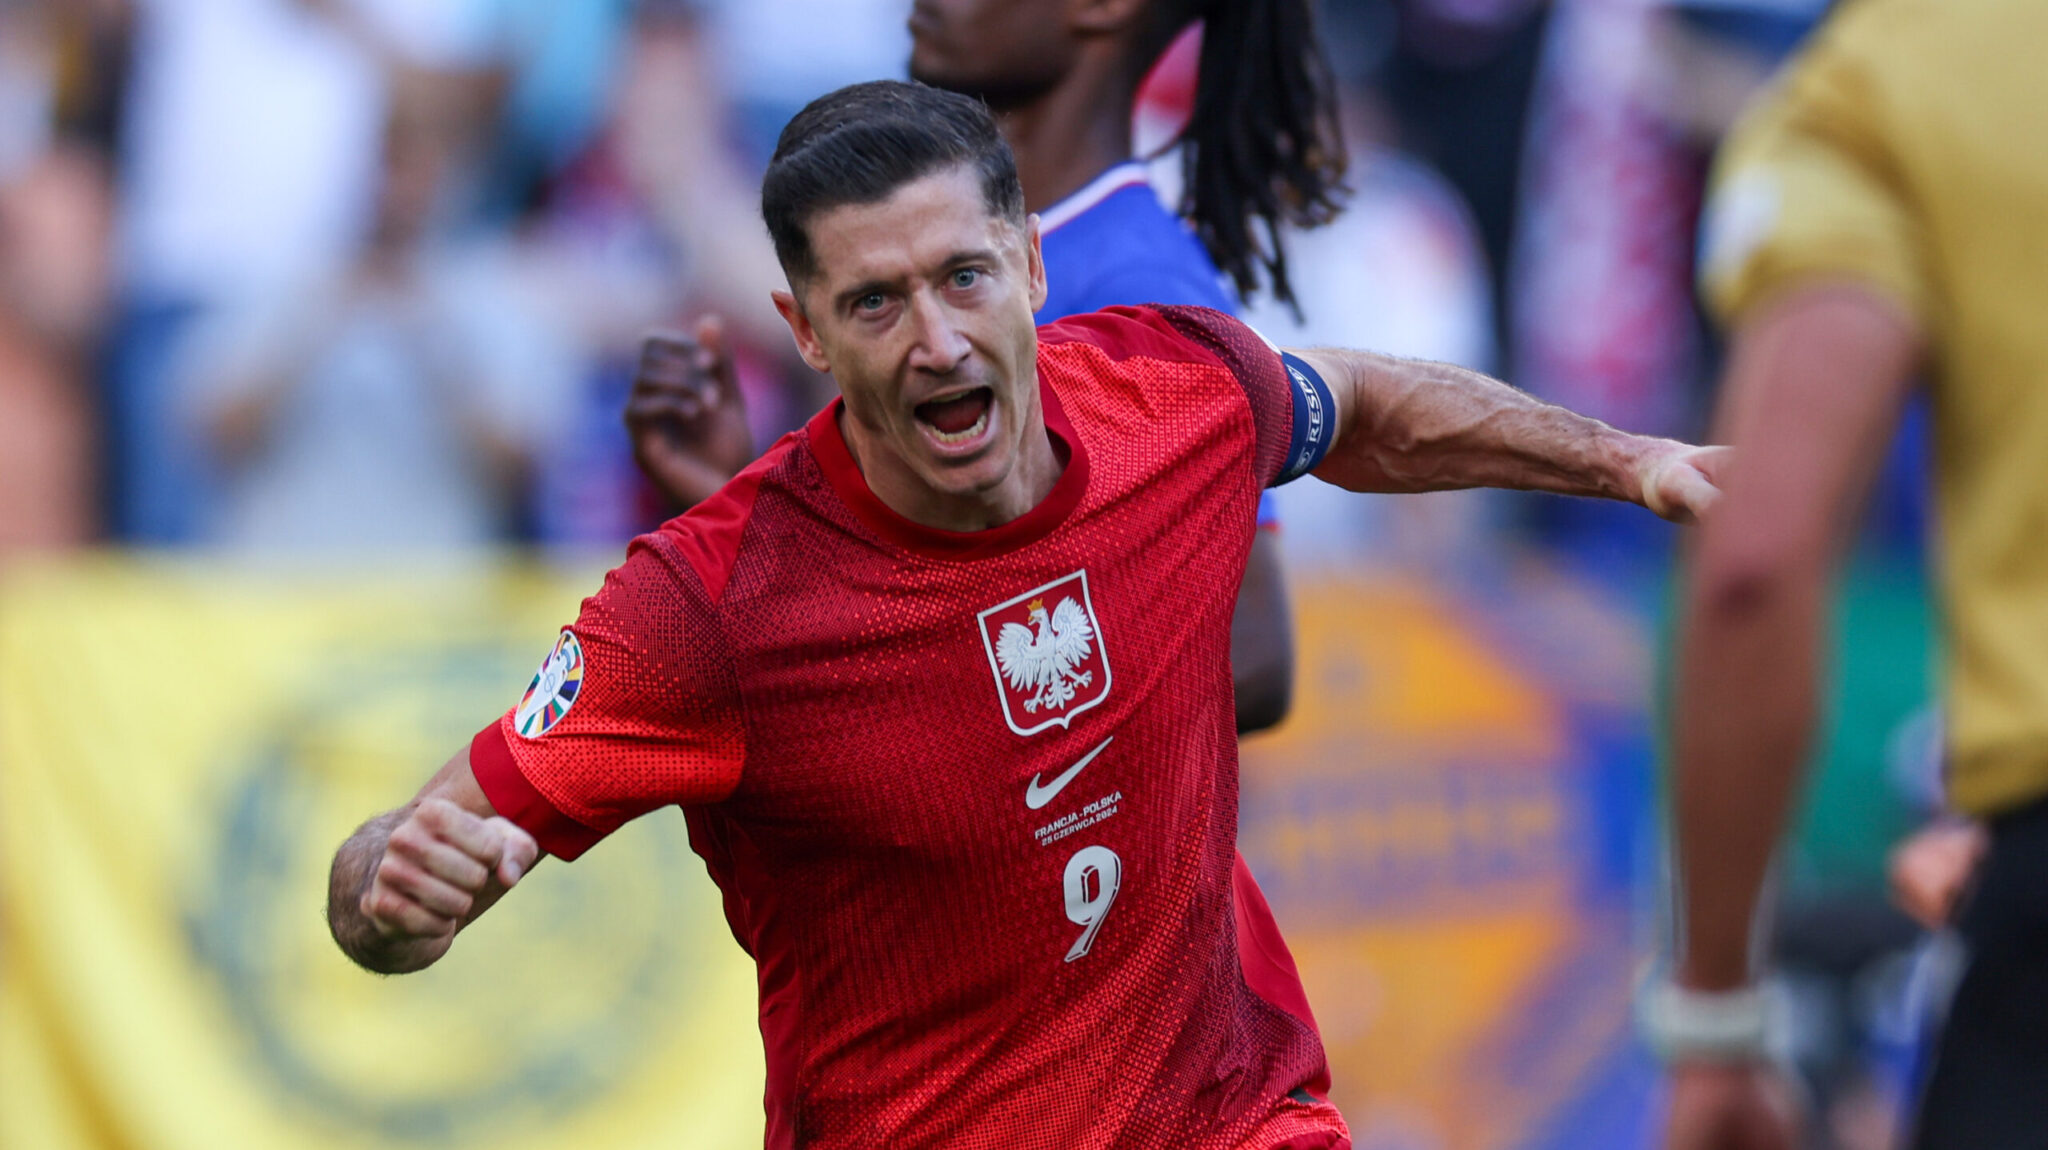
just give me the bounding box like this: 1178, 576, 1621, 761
1144, 305, 1335, 488
1696, 8, 1931, 329
470, 533, 746, 860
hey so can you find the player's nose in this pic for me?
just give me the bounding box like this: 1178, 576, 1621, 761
904, 288, 971, 375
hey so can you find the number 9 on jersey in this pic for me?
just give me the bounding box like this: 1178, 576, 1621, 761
1062, 845, 1122, 962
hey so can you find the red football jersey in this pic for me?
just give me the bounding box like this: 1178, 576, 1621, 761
473, 305, 1347, 1149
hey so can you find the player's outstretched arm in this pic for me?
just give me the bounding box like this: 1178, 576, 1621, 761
328, 747, 541, 975
1289, 346, 1727, 522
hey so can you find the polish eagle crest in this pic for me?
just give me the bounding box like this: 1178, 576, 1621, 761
994, 596, 1097, 715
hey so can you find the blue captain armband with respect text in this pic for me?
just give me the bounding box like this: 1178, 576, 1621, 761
1275, 351, 1335, 485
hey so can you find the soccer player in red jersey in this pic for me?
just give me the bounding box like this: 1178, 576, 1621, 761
328, 82, 1724, 1149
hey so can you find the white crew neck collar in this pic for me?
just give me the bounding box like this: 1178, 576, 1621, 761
1037, 162, 1152, 235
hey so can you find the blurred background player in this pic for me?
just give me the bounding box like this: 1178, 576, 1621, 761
630, 0, 1348, 734
1645, 1, 2048, 1148
99, 0, 503, 544
906, 0, 1343, 322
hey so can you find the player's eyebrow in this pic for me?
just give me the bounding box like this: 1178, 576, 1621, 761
941, 247, 1000, 271
833, 249, 1001, 315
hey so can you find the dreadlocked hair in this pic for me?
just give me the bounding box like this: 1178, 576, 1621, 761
1152, 0, 1347, 315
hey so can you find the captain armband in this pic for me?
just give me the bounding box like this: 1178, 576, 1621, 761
1274, 352, 1335, 485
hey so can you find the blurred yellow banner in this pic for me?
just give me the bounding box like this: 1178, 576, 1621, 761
0, 556, 765, 1150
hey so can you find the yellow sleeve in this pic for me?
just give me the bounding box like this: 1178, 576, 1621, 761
1697, 5, 1932, 329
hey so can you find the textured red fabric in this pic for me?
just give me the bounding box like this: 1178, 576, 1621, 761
472, 532, 749, 857
674, 434, 794, 602
471, 722, 604, 859
1044, 305, 1299, 491
477, 305, 1345, 1148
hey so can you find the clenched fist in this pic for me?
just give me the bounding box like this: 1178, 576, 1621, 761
626, 315, 757, 509
1640, 443, 1732, 525
333, 796, 539, 973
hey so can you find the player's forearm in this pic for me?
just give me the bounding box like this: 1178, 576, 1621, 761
1309, 349, 1673, 503
1669, 551, 1827, 991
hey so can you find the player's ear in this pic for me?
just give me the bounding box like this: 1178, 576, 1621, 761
1024, 215, 1048, 314
773, 289, 833, 374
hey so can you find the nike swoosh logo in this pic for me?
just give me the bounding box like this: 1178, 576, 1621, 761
1025, 736, 1114, 811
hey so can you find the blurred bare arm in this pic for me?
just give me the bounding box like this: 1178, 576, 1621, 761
1660, 285, 1920, 1149
0, 144, 110, 355
615, 11, 790, 349
328, 747, 542, 975
1289, 347, 1727, 522
1670, 284, 1921, 992
1232, 531, 1294, 735
203, 325, 320, 469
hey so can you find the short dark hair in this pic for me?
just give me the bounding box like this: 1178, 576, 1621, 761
762, 80, 1026, 285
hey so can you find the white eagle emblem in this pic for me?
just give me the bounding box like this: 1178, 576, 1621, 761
977, 570, 1113, 736
995, 596, 1097, 715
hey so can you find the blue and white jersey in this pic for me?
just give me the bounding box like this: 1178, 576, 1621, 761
1035, 163, 1236, 322
1035, 162, 1279, 526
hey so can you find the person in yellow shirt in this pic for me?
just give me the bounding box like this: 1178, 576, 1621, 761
1642, 0, 2048, 1146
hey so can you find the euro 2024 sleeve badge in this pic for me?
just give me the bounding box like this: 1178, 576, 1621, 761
978, 570, 1112, 737
515, 630, 584, 738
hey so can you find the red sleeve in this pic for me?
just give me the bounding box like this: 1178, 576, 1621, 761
1041, 304, 1298, 488
471, 531, 745, 860
1144, 306, 1298, 488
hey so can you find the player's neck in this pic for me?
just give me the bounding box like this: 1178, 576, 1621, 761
999, 65, 1137, 213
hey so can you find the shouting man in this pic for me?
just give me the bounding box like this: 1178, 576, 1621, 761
331, 81, 1721, 1149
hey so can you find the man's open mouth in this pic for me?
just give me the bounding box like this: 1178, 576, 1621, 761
914, 387, 993, 446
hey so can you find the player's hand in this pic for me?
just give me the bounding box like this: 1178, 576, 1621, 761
1640, 443, 1731, 525
1888, 819, 1987, 931
626, 316, 756, 510
360, 798, 538, 954
1662, 1062, 1803, 1150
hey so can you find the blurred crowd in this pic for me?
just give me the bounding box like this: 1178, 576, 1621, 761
0, 0, 1839, 563
1, 3, 1975, 1147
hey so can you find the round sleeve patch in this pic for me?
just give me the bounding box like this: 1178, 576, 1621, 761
514, 630, 584, 738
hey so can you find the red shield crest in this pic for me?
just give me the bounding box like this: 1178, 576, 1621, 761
977, 570, 1113, 736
